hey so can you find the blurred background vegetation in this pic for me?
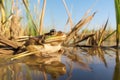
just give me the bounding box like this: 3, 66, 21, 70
0, 0, 119, 46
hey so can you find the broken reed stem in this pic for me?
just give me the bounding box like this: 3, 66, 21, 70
63, 12, 96, 45
10, 51, 39, 60
62, 0, 73, 30
39, 0, 46, 35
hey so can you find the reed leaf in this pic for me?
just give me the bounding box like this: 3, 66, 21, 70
98, 19, 109, 46
114, 0, 120, 46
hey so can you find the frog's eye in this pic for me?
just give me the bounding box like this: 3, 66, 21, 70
50, 29, 56, 35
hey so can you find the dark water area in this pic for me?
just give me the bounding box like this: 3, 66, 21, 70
0, 47, 119, 80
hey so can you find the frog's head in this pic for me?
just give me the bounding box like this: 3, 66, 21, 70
45, 31, 66, 43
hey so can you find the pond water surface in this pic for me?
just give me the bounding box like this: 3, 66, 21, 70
0, 47, 119, 80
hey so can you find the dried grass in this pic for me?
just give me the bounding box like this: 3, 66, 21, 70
63, 12, 96, 45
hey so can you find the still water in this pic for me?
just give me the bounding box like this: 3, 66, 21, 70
0, 47, 119, 80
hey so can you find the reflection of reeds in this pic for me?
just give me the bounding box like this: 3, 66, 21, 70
86, 48, 108, 67
113, 50, 120, 80
66, 61, 73, 80
64, 48, 91, 70
0, 64, 33, 80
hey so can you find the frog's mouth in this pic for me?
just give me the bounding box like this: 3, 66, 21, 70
45, 34, 66, 43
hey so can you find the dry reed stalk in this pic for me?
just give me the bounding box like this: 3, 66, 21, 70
95, 31, 99, 44
81, 0, 98, 19
39, 0, 46, 35
7, 0, 23, 39
62, 0, 73, 30
0, 0, 6, 24
10, 14, 23, 39
10, 51, 39, 60
0, 35, 20, 49
63, 12, 96, 45
0, 49, 14, 54
43, 71, 47, 80
0, 0, 6, 34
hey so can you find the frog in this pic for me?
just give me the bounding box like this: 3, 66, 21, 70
24, 29, 57, 46
25, 30, 66, 57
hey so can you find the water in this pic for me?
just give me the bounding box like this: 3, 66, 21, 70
0, 47, 119, 80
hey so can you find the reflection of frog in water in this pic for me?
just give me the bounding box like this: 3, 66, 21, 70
26, 60, 66, 80
44, 61, 66, 79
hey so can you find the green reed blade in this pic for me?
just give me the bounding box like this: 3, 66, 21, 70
114, 0, 120, 46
